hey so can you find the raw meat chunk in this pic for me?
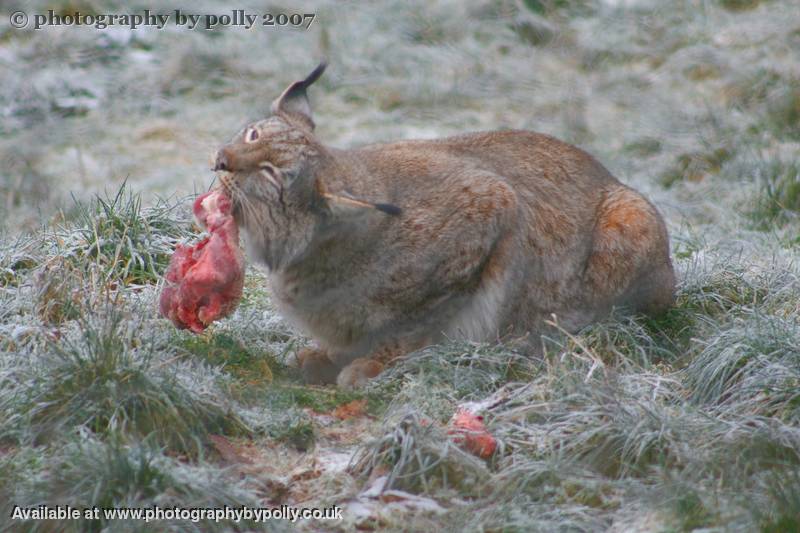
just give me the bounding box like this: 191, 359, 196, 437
448, 409, 498, 459
159, 189, 244, 333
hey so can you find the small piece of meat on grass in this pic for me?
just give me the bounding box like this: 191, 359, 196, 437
448, 409, 498, 459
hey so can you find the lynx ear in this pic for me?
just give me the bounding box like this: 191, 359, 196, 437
315, 179, 401, 218
270, 61, 327, 130
323, 193, 402, 218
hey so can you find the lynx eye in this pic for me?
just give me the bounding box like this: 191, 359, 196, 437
245, 127, 259, 143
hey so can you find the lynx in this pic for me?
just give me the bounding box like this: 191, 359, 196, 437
213, 63, 675, 388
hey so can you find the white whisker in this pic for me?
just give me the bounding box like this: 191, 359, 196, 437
259, 168, 283, 196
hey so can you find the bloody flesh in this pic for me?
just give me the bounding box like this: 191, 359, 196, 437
448, 409, 498, 459
159, 190, 244, 333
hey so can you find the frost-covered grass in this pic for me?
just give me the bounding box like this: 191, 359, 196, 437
0, 434, 278, 533
2, 0, 800, 531
1, 301, 250, 455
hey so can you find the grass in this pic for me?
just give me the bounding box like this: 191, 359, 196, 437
623, 137, 663, 157
2, 177, 798, 533
350, 408, 490, 496
373, 341, 539, 421
521, 0, 594, 17
1, 0, 800, 530
747, 160, 800, 230
719, 0, 765, 10
1, 300, 249, 456
668, 489, 717, 531
178, 332, 278, 394
67, 182, 192, 286
758, 469, 800, 532
0, 235, 39, 289
762, 79, 800, 141
683, 313, 800, 412
1, 435, 276, 533
659, 146, 732, 188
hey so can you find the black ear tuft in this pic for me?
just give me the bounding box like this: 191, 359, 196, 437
301, 61, 327, 89
374, 203, 402, 216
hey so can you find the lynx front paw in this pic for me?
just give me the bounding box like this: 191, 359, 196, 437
298, 347, 340, 385
336, 358, 384, 389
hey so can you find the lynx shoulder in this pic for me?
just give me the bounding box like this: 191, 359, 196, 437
213, 63, 676, 388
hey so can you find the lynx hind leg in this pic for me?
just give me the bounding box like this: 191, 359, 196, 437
336, 358, 384, 389
584, 187, 675, 314
298, 347, 341, 385
336, 339, 425, 389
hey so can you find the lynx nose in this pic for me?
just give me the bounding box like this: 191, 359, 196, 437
213, 149, 231, 171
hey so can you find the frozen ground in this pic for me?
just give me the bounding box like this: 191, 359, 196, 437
1, 0, 800, 531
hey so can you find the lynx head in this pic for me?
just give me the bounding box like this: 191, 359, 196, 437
213, 62, 399, 270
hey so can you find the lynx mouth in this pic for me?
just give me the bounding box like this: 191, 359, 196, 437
214, 172, 243, 224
